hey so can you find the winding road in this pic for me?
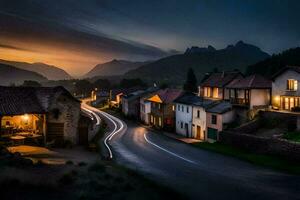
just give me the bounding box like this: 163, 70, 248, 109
82, 101, 300, 200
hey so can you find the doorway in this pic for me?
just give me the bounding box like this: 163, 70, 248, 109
196, 125, 202, 140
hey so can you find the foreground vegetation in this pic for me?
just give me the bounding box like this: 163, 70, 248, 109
192, 142, 300, 174
283, 131, 300, 142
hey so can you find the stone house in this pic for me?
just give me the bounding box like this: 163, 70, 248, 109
122, 90, 146, 118
147, 88, 183, 131
271, 66, 300, 111
0, 86, 81, 146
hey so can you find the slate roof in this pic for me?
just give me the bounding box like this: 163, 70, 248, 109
0, 86, 79, 116
174, 93, 216, 108
200, 71, 242, 87
147, 88, 184, 103
226, 74, 271, 89
123, 87, 159, 101
206, 101, 232, 114
271, 66, 300, 80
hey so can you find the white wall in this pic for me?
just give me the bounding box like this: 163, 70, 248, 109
175, 103, 193, 137
140, 99, 151, 124
192, 106, 207, 140
250, 89, 270, 108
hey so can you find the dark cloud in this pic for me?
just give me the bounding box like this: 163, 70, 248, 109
0, 43, 36, 52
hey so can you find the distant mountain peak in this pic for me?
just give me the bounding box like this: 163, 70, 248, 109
185, 45, 216, 54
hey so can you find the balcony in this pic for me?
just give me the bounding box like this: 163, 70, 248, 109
229, 98, 249, 107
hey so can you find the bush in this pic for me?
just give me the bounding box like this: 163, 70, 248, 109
59, 173, 76, 185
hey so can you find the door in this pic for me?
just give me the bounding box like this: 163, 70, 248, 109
78, 127, 88, 146
47, 122, 64, 145
185, 123, 189, 137
196, 125, 202, 140
207, 128, 218, 141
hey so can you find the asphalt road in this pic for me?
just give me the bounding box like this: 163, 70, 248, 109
84, 105, 300, 200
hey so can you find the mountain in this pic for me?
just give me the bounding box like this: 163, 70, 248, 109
185, 45, 216, 54
0, 59, 72, 80
124, 41, 270, 85
0, 63, 47, 85
84, 59, 151, 78
246, 47, 300, 77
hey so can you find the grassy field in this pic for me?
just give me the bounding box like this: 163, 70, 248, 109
192, 142, 300, 175
283, 131, 300, 142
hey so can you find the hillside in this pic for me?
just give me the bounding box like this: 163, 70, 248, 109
246, 47, 300, 77
0, 63, 47, 85
124, 41, 270, 85
84, 59, 151, 78
0, 59, 72, 80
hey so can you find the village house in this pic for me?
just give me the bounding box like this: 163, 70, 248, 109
226, 74, 272, 109
0, 86, 82, 146
174, 93, 215, 139
199, 71, 243, 100
91, 90, 110, 107
205, 101, 235, 142
271, 66, 300, 111
140, 90, 160, 124
122, 90, 146, 118
147, 88, 183, 130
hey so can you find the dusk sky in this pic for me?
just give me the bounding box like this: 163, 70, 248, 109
0, 0, 299, 76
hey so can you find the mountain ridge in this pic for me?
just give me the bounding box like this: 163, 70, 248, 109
0, 63, 47, 85
0, 59, 72, 80
124, 41, 270, 85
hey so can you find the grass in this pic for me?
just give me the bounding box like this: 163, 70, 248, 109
192, 142, 300, 174
283, 131, 300, 142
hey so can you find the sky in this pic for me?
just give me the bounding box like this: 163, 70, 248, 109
0, 0, 299, 76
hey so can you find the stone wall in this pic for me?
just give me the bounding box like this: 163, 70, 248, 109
220, 131, 300, 161
47, 94, 81, 144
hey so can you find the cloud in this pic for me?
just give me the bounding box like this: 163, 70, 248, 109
0, 43, 37, 52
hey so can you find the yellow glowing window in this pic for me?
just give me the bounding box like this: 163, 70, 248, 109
212, 87, 218, 98
287, 79, 298, 91
158, 117, 162, 127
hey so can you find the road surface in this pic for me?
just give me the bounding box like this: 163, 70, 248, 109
83, 103, 300, 200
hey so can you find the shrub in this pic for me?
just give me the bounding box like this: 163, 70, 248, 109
59, 173, 76, 185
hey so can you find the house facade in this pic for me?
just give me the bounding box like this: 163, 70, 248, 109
206, 101, 235, 142
175, 94, 215, 139
0, 86, 81, 146
122, 90, 145, 118
272, 66, 300, 111
147, 89, 183, 130
226, 74, 271, 109
199, 71, 243, 100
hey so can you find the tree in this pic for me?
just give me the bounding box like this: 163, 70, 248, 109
75, 80, 93, 96
22, 80, 41, 87
93, 79, 111, 90
183, 68, 198, 93
119, 78, 147, 88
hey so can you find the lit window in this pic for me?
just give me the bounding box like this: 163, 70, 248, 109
287, 79, 298, 91
158, 117, 162, 127
172, 105, 175, 111
213, 87, 218, 98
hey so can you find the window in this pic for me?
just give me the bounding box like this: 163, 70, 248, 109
158, 117, 162, 127
212, 87, 219, 98
182, 105, 184, 112
186, 106, 189, 113
197, 110, 200, 118
180, 122, 183, 129
172, 105, 175, 111
287, 79, 298, 91
211, 115, 217, 125
158, 103, 161, 109
177, 105, 180, 111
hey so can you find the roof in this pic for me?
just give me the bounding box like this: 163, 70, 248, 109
0, 86, 79, 116
200, 71, 242, 88
206, 101, 232, 114
226, 74, 271, 89
123, 87, 159, 101
174, 93, 216, 108
147, 88, 183, 104
271, 66, 300, 80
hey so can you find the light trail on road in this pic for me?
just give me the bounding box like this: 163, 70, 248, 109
144, 133, 197, 164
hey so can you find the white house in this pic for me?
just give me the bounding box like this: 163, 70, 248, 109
271, 66, 300, 111
174, 94, 215, 139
